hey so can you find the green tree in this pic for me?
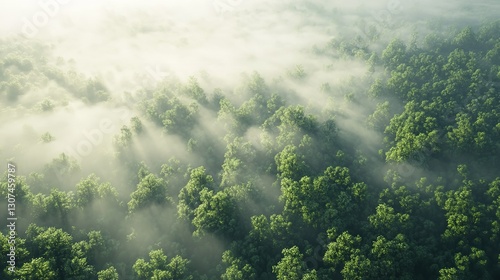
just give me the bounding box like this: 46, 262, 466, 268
97, 266, 119, 280
281, 166, 366, 231
220, 137, 258, 187
262, 105, 318, 152
133, 249, 192, 280
75, 174, 118, 208
25, 225, 93, 279
324, 231, 362, 268
178, 167, 214, 222
382, 39, 407, 70
275, 145, 307, 181
368, 203, 410, 237
40, 132, 55, 143
183, 76, 208, 104
192, 189, 238, 238
16, 258, 56, 280
220, 250, 256, 280
368, 234, 413, 280
128, 173, 170, 213
272, 246, 309, 280
130, 116, 144, 134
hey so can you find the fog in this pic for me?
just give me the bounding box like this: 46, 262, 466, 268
1, 0, 499, 278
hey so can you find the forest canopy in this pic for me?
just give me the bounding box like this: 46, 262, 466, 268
1, 1, 499, 279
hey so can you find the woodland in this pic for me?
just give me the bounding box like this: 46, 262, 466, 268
1, 16, 499, 280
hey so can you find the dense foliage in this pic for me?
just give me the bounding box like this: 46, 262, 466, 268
1, 21, 500, 279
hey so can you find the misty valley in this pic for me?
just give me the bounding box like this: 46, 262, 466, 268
1, 1, 500, 279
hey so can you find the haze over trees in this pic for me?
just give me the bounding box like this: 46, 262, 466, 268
1, 1, 499, 279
